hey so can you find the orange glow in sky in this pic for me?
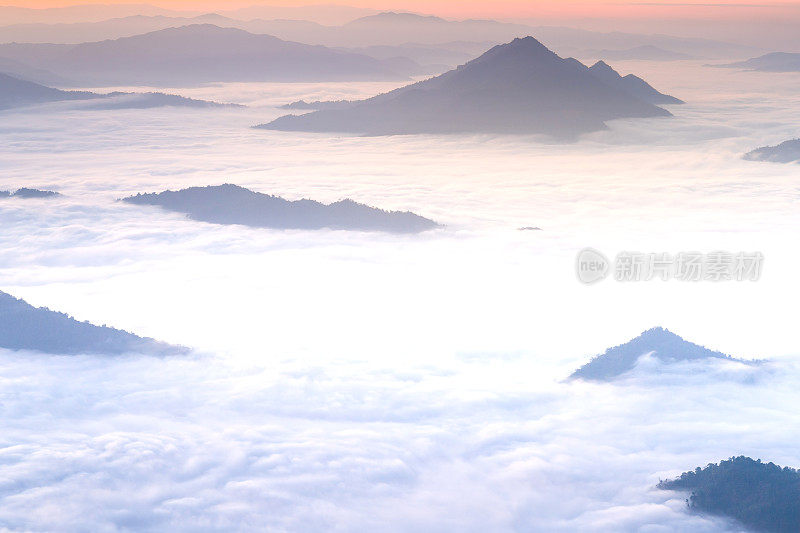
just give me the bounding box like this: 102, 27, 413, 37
8, 0, 800, 20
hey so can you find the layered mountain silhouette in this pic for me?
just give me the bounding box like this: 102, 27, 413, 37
718, 52, 800, 72
334, 13, 756, 57
0, 24, 418, 86
0, 11, 757, 60
0, 72, 235, 110
0, 4, 374, 26
260, 37, 676, 138
122, 184, 440, 233
744, 139, 800, 163
570, 327, 744, 381
0, 290, 187, 356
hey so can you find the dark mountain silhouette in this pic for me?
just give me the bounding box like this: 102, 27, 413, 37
0, 290, 188, 356
586, 60, 683, 104
0, 24, 418, 86
0, 188, 60, 198
592, 45, 696, 61
281, 59, 683, 111
570, 327, 742, 381
121, 184, 440, 233
259, 37, 672, 138
717, 52, 800, 72
659, 457, 800, 533
744, 139, 800, 163
0, 72, 236, 110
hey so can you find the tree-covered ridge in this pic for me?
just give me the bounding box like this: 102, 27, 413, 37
659, 456, 800, 533
0, 290, 188, 356
0, 188, 60, 198
744, 139, 800, 164
122, 184, 441, 234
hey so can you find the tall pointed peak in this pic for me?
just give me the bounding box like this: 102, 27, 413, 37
637, 326, 679, 340
505, 36, 550, 52
570, 327, 740, 381
472, 36, 556, 65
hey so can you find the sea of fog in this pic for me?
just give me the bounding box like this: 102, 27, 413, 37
0, 60, 799, 531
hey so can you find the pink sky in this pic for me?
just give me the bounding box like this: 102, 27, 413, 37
13, 0, 800, 21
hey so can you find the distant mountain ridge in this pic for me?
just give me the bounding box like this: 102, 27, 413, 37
0, 290, 187, 356
261, 37, 676, 138
0, 24, 420, 86
570, 327, 745, 381
744, 139, 800, 163
0, 72, 237, 110
0, 4, 376, 26
742, 139, 800, 163
0, 188, 60, 198
122, 184, 440, 234
0, 11, 758, 61
717, 52, 800, 72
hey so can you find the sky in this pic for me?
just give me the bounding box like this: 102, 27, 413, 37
9, 0, 800, 21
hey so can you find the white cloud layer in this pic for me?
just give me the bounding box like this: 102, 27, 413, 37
1, 61, 800, 531
0, 351, 792, 532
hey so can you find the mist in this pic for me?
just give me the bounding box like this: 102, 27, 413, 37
2, 5, 800, 530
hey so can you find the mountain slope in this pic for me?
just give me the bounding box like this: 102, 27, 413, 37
0, 56, 68, 85
122, 184, 441, 233
659, 457, 800, 533
744, 139, 800, 163
587, 60, 683, 104
0, 72, 96, 109
570, 327, 738, 381
717, 52, 800, 72
0, 188, 60, 198
0, 72, 235, 110
0, 24, 417, 86
0, 290, 187, 355
259, 37, 672, 138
